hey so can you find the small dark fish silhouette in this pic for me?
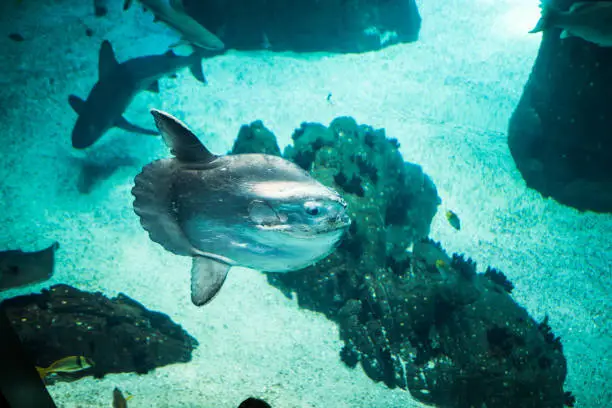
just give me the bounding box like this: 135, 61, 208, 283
445, 210, 461, 231
0, 242, 58, 290
132, 109, 351, 306
8, 33, 25, 42
69, 40, 207, 149
113, 387, 133, 408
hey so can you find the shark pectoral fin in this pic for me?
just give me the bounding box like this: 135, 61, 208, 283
189, 61, 207, 84
147, 80, 160, 93
99, 40, 119, 79
115, 116, 159, 135
68, 95, 85, 114
190, 257, 230, 306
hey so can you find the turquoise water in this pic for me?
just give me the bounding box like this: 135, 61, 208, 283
1, 0, 610, 407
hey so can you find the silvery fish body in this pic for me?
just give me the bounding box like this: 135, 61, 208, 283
132, 109, 351, 306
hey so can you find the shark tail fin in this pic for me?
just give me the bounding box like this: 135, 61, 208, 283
529, 0, 560, 33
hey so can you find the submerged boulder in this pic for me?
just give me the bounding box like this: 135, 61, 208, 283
231, 118, 574, 407
508, 3, 612, 213
1, 284, 198, 381
183, 0, 421, 52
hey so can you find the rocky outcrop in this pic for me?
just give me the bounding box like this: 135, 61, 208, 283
1, 284, 198, 381
231, 118, 574, 407
508, 7, 612, 213
184, 0, 421, 52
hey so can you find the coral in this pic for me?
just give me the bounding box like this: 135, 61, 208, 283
484, 266, 514, 294
230, 121, 281, 156
230, 117, 572, 407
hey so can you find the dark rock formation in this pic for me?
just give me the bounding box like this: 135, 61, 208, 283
183, 0, 421, 53
1, 284, 198, 381
508, 6, 612, 213
231, 119, 573, 407
231, 120, 281, 156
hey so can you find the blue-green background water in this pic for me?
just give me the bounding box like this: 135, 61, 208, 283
1, 0, 610, 406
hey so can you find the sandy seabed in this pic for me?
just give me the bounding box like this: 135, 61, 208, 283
0, 0, 610, 407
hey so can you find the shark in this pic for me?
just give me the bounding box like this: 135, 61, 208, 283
123, 0, 224, 51
69, 40, 207, 149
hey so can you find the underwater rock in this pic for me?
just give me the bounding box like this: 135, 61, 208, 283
508, 2, 612, 213
1, 284, 198, 381
231, 116, 440, 315
183, 0, 421, 53
0, 242, 59, 290
230, 121, 573, 407
230, 120, 281, 156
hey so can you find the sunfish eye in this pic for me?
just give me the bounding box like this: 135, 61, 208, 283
303, 201, 322, 216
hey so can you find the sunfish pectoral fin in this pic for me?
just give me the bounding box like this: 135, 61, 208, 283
68, 95, 86, 114
115, 115, 159, 135
190, 257, 231, 306
149, 109, 217, 163
132, 159, 198, 256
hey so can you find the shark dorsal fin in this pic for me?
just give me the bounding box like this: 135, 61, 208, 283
98, 40, 119, 79
68, 95, 85, 114
150, 109, 217, 163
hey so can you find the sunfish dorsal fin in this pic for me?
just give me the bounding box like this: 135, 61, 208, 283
150, 109, 217, 163
98, 40, 119, 79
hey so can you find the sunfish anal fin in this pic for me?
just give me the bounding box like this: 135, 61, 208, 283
98, 40, 119, 79
68, 95, 86, 114
115, 115, 159, 135
190, 257, 231, 306
150, 109, 217, 163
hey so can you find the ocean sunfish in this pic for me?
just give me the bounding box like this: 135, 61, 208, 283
131, 109, 351, 306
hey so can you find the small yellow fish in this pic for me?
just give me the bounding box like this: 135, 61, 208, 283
113, 388, 134, 408
435, 259, 447, 269
36, 356, 94, 378
445, 210, 461, 230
